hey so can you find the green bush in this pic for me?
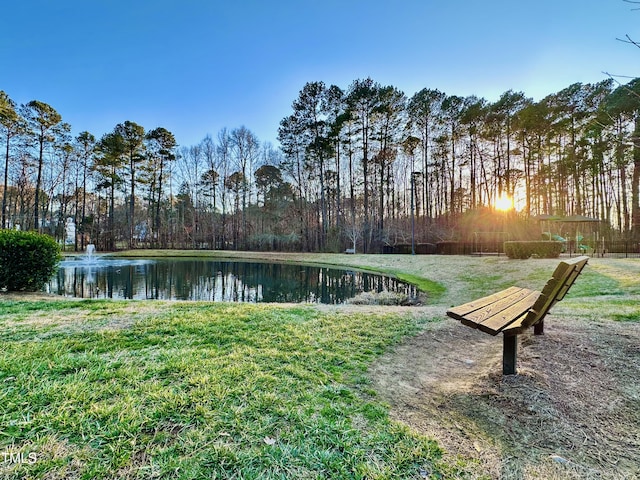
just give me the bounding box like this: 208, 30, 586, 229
504, 241, 563, 260
0, 230, 62, 291
504, 241, 531, 259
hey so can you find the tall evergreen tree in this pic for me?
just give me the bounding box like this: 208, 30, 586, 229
491, 91, 529, 197
21, 100, 64, 230
0, 91, 23, 229
74, 131, 96, 249
372, 85, 406, 239
146, 127, 176, 247
289, 81, 334, 247
114, 121, 145, 248
605, 78, 640, 238
460, 96, 488, 209
94, 132, 125, 250
346, 78, 380, 252
440, 95, 465, 216
407, 88, 445, 219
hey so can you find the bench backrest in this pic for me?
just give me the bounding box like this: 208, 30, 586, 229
520, 255, 589, 329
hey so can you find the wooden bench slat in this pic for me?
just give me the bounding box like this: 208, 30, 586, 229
556, 257, 588, 301
446, 286, 525, 320
521, 259, 582, 329
502, 309, 538, 335
475, 291, 540, 335
462, 288, 537, 323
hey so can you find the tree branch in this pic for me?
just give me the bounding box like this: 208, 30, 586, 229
603, 71, 638, 80
616, 34, 640, 48
602, 72, 640, 101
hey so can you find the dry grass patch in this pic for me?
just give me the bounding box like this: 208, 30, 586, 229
370, 306, 640, 479
587, 258, 640, 290
0, 297, 171, 335
0, 436, 92, 480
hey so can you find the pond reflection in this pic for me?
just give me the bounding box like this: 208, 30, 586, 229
49, 258, 417, 304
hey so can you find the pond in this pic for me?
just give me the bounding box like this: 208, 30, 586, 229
48, 257, 417, 304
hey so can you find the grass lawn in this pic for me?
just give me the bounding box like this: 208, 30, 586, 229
0, 298, 452, 478
1, 252, 639, 479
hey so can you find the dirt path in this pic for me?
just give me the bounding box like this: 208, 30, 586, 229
370, 311, 640, 479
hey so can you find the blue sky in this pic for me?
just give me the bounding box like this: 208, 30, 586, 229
1, 0, 638, 147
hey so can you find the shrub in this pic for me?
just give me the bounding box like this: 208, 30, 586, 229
345, 291, 408, 305
0, 230, 62, 291
247, 232, 301, 252
504, 241, 531, 259
504, 241, 563, 260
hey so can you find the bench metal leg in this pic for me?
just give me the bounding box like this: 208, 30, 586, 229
534, 320, 544, 335
503, 334, 518, 375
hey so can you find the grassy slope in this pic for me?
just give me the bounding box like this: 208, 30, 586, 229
2, 252, 639, 479
0, 301, 459, 479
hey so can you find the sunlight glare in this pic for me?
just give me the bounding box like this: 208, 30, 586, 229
495, 193, 513, 211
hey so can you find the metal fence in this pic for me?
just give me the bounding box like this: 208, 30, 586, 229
383, 241, 640, 258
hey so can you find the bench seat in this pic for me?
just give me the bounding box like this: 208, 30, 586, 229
447, 286, 538, 335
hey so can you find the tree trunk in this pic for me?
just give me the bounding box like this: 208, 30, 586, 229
34, 133, 44, 231
129, 154, 135, 249
632, 117, 640, 239
2, 131, 10, 229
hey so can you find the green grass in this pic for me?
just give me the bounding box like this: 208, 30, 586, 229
393, 273, 446, 300
0, 301, 464, 479
453, 257, 637, 301
342, 265, 445, 301
556, 297, 640, 322
3, 253, 638, 478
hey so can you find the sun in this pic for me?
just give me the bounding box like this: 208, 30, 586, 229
495, 193, 514, 211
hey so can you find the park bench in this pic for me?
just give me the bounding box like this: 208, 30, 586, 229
446, 256, 589, 375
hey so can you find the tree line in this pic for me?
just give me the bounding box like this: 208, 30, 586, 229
278, 77, 640, 251
1, 77, 640, 253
